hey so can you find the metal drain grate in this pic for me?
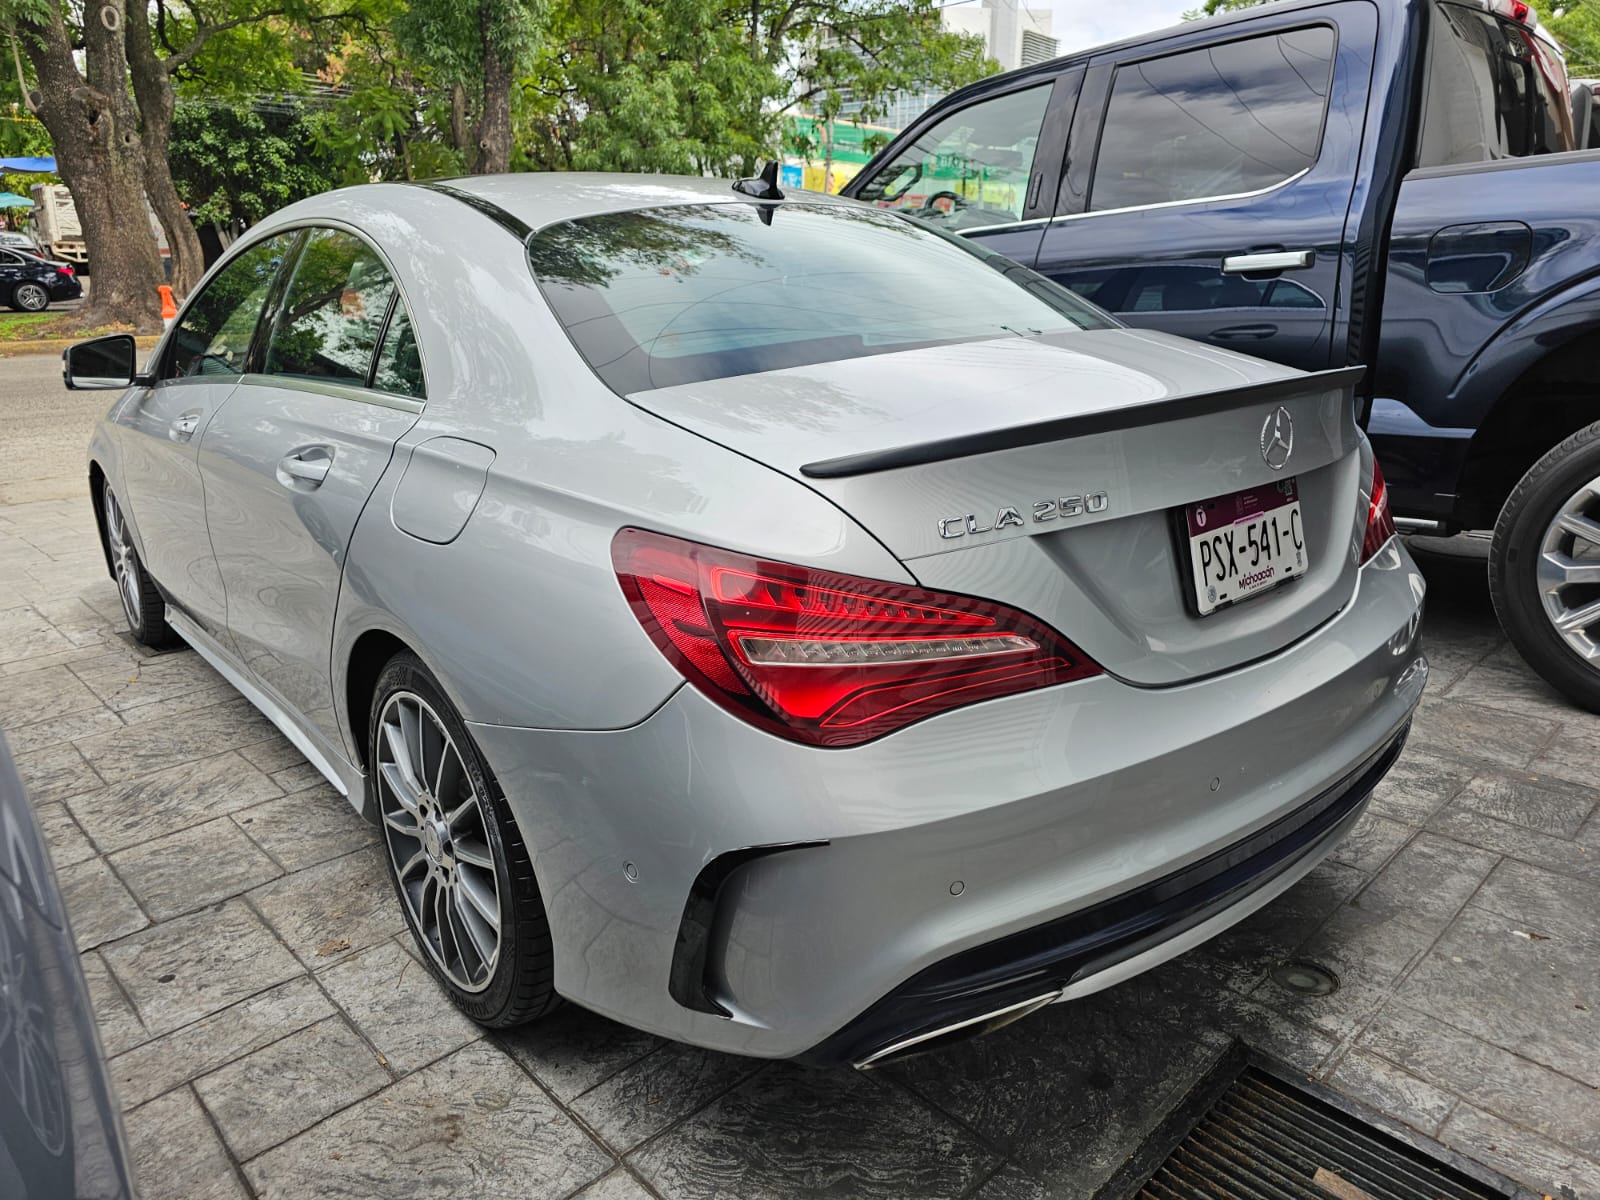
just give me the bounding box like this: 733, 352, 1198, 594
1137, 1067, 1509, 1200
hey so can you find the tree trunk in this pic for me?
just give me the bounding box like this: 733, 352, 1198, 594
474, 32, 513, 174
450, 82, 475, 169
18, 3, 162, 330
124, 0, 205, 297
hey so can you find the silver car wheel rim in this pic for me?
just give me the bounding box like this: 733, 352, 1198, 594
15, 283, 46, 311
103, 486, 142, 628
1537, 473, 1600, 666
377, 691, 501, 992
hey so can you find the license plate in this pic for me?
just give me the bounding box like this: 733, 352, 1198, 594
1184, 479, 1308, 616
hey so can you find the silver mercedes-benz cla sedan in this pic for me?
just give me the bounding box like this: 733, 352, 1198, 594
65, 174, 1426, 1068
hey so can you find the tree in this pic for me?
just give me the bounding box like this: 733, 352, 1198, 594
395, 0, 543, 173
5, 0, 164, 328
168, 97, 341, 231
1550, 1, 1600, 78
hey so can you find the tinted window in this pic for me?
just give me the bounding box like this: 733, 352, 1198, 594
853, 86, 1051, 231
1417, 4, 1573, 167
264, 229, 395, 385
162, 234, 296, 380
372, 304, 425, 398
1091, 28, 1335, 212
529, 202, 1114, 394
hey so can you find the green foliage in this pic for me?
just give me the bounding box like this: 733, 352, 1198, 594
1182, 0, 1267, 20
168, 98, 343, 225
1550, 1, 1600, 77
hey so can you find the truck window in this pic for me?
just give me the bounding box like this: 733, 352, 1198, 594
852, 85, 1051, 232
1416, 3, 1574, 167
1089, 27, 1335, 212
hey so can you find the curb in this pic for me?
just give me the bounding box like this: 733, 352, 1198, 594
0, 335, 163, 357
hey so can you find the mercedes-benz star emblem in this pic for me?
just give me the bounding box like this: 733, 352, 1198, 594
1260, 405, 1294, 471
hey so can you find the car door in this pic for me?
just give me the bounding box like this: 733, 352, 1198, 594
1035, 6, 1377, 372
109, 233, 297, 638
0, 249, 20, 302
197, 225, 424, 757
844, 71, 1081, 269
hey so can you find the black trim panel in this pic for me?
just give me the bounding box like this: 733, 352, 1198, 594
799, 365, 1366, 479
419, 182, 535, 242
796, 722, 1407, 1067
669, 840, 828, 1017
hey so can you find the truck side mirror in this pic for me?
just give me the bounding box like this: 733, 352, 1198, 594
63, 334, 139, 390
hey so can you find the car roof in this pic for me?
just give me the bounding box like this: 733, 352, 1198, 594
431, 172, 857, 231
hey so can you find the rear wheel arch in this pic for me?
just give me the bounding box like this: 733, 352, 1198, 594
1451, 324, 1600, 530
344, 628, 412, 773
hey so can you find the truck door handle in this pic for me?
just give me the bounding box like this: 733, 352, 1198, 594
1212, 324, 1277, 341
168, 409, 203, 442
1222, 250, 1314, 274
277, 446, 333, 487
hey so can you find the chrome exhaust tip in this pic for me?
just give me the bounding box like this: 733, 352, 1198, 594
852, 989, 1064, 1070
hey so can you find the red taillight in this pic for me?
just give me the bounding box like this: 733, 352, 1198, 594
612, 528, 1101, 747
57, 264, 74, 277
1360, 458, 1396, 564
1510, 0, 1530, 22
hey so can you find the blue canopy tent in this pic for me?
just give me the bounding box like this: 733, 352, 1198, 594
0, 157, 57, 174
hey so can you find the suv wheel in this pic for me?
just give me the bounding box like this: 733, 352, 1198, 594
1489, 420, 1600, 712
101, 483, 180, 649
10, 282, 49, 312
369, 652, 558, 1027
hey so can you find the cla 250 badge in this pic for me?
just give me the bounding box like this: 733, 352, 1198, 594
938, 493, 1109, 540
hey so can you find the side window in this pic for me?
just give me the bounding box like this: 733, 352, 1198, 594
1416, 3, 1574, 168
371, 303, 425, 399
161, 234, 296, 380
264, 228, 395, 386
853, 85, 1052, 232
1090, 28, 1335, 212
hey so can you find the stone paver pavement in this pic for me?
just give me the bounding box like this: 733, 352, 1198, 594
3, 351, 1597, 1198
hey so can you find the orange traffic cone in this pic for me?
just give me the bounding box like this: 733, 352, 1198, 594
158, 285, 177, 329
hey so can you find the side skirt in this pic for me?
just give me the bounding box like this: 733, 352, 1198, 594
164, 608, 367, 807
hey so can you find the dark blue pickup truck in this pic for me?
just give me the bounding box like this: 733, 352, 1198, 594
843, 0, 1600, 710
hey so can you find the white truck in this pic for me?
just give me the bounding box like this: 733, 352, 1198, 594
27, 184, 171, 271
28, 184, 86, 265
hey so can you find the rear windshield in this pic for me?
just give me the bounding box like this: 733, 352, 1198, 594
527, 201, 1114, 394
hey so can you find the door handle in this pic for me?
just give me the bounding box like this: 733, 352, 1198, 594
168, 409, 203, 442
1212, 324, 1277, 341
277, 446, 333, 487
1221, 250, 1314, 275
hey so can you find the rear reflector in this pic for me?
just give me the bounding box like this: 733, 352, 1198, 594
1360, 458, 1396, 564
612, 528, 1100, 747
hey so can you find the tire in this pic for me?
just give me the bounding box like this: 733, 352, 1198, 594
369, 652, 558, 1027
1489, 419, 1600, 712
100, 482, 180, 649
10, 282, 49, 312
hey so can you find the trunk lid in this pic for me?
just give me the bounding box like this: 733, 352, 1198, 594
626, 328, 1366, 686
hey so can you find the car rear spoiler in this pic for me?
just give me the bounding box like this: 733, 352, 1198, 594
798, 365, 1367, 480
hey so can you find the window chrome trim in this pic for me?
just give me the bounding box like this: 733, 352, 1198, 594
1046, 167, 1312, 224
237, 373, 426, 414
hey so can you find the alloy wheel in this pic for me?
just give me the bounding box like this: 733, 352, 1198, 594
376, 691, 502, 992
0, 897, 67, 1156
13, 283, 47, 312
102, 486, 142, 628
1536, 473, 1600, 665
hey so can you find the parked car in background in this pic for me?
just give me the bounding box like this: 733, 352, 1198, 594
0, 232, 41, 256
0, 735, 138, 1199
64, 174, 1424, 1067
0, 248, 80, 312
844, 0, 1600, 712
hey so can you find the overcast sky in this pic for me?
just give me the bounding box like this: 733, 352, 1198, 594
1025, 0, 1195, 53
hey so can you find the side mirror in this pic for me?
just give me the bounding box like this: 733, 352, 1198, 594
63, 334, 140, 390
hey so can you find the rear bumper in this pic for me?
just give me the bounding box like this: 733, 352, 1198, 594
469, 540, 1427, 1059
50, 278, 83, 301
799, 723, 1404, 1068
